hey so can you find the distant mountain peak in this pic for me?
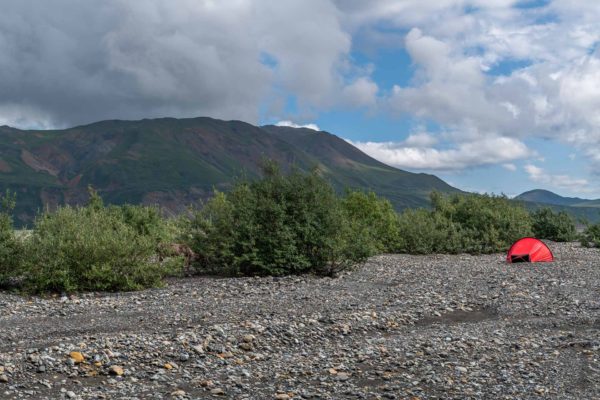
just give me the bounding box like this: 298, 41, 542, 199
515, 189, 592, 206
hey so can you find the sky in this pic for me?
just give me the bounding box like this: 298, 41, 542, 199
1, 0, 600, 198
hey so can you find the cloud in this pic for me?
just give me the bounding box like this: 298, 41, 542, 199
275, 120, 320, 131
333, 0, 600, 176
404, 132, 438, 147
349, 136, 529, 171
524, 164, 590, 192
341, 77, 379, 107
3, 0, 600, 180
502, 163, 517, 171
0, 0, 366, 128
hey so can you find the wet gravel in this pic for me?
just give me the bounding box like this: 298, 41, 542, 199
0, 241, 599, 399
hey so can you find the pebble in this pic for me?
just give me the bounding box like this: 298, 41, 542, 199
69, 351, 84, 364
108, 365, 124, 376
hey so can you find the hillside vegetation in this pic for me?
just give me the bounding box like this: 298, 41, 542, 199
0, 117, 458, 226
1, 166, 595, 294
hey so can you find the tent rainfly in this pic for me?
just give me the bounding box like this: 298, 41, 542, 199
506, 237, 554, 263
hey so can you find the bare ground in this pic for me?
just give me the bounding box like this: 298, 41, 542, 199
0, 242, 599, 399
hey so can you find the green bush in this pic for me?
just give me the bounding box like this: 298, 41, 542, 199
0, 191, 22, 286
109, 204, 176, 245
580, 222, 600, 248
340, 190, 400, 254
89, 186, 176, 246
395, 208, 462, 254
395, 192, 532, 254
187, 163, 368, 276
531, 207, 576, 242
22, 201, 178, 293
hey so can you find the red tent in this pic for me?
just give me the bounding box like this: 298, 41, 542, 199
507, 237, 553, 263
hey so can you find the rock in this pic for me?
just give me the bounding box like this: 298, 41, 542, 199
108, 365, 124, 376
69, 351, 85, 364
0, 375, 8, 383
535, 387, 546, 395
456, 366, 468, 374
66, 391, 77, 399
210, 388, 225, 395
171, 389, 186, 397
239, 342, 253, 351
275, 394, 290, 399
164, 363, 173, 370
337, 372, 350, 381
242, 334, 256, 343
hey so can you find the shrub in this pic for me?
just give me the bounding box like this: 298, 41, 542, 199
109, 203, 176, 246
395, 208, 462, 254
395, 192, 532, 254
0, 191, 22, 286
87, 186, 176, 246
187, 191, 236, 275
340, 190, 400, 254
432, 192, 532, 253
22, 202, 178, 293
531, 207, 577, 242
187, 163, 368, 276
580, 222, 600, 248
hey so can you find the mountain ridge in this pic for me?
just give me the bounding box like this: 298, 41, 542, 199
0, 116, 460, 226
515, 189, 600, 208
515, 189, 600, 223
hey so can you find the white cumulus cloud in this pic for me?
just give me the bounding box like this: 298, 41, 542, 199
524, 164, 590, 192
275, 120, 320, 131
349, 136, 529, 171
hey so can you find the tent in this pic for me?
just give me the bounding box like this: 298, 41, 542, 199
506, 237, 554, 263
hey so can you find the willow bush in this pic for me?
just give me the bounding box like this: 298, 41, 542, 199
580, 222, 600, 248
531, 207, 577, 242
187, 163, 369, 276
0, 191, 22, 287
395, 192, 533, 254
21, 189, 179, 293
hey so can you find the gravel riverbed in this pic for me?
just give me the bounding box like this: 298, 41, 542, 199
0, 242, 599, 399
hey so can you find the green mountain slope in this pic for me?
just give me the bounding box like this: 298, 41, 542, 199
515, 189, 600, 223
0, 117, 460, 226
262, 125, 459, 208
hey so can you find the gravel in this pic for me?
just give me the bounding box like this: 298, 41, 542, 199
0, 241, 599, 399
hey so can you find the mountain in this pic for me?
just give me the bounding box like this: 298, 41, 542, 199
0, 117, 460, 226
515, 189, 594, 207
261, 125, 458, 208
515, 189, 600, 223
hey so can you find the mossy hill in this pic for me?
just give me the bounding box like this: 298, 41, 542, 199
0, 117, 459, 226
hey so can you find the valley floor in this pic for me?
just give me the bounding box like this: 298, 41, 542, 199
0, 242, 599, 399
